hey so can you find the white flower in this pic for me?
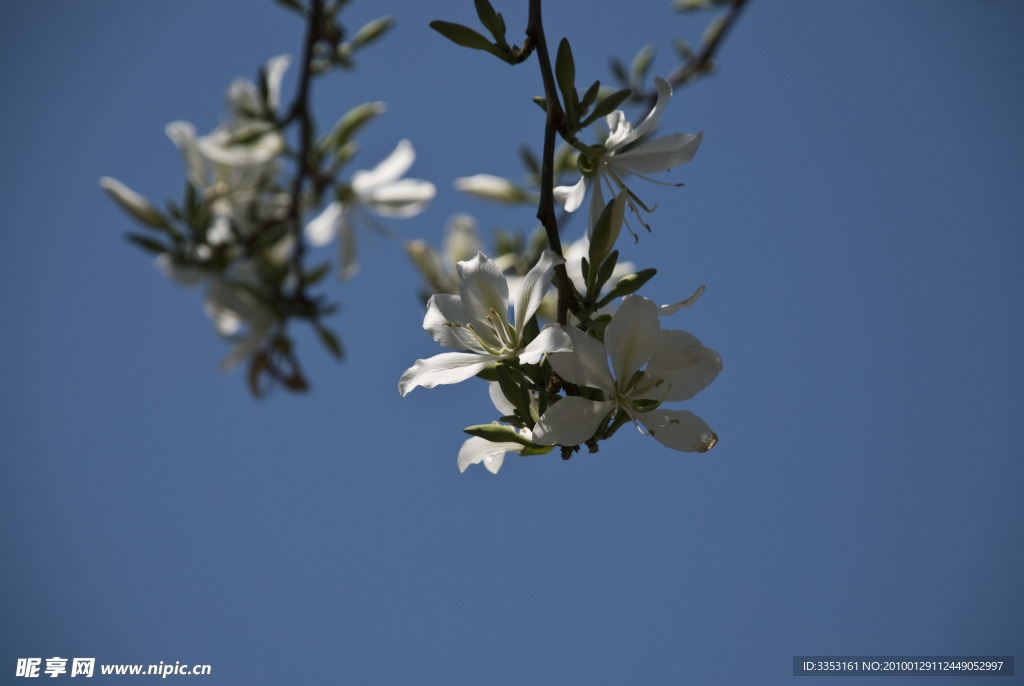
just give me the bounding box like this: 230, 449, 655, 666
398, 250, 573, 395
305, 139, 436, 279
532, 295, 720, 452
554, 77, 702, 233
162, 56, 293, 244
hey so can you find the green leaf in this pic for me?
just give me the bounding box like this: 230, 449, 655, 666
124, 233, 168, 255
473, 0, 506, 44
630, 44, 656, 89
494, 365, 532, 426
463, 424, 534, 448
555, 38, 577, 123
609, 57, 629, 87
672, 0, 712, 10
303, 262, 332, 286
352, 16, 395, 48
321, 102, 386, 154
579, 80, 601, 115
429, 20, 508, 61
588, 191, 626, 272
598, 268, 657, 306
594, 250, 619, 297
518, 145, 540, 177
314, 323, 344, 360
518, 445, 554, 456
581, 88, 631, 127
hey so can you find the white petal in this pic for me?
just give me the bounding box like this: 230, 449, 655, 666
518, 325, 573, 365
456, 253, 509, 327
398, 352, 491, 396
488, 381, 517, 416
610, 132, 702, 174
553, 175, 587, 212
644, 330, 721, 402
264, 54, 291, 113
658, 285, 705, 315
457, 437, 516, 474
165, 121, 206, 188
639, 409, 717, 452
423, 294, 485, 352
547, 324, 615, 393
628, 76, 673, 146
352, 139, 415, 192
605, 295, 660, 384
362, 178, 436, 217
603, 110, 633, 149
454, 174, 528, 203
304, 201, 343, 246
533, 397, 615, 446
513, 249, 562, 333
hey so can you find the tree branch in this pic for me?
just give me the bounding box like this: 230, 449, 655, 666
285, 0, 325, 304
526, 0, 575, 324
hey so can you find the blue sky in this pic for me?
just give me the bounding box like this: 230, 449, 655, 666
2, 1, 1022, 684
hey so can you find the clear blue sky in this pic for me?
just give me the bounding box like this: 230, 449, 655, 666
2, 1, 1022, 684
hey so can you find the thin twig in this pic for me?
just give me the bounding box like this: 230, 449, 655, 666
642, 0, 750, 113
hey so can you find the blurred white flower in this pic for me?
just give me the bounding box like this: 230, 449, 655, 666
454, 174, 534, 204
305, 139, 436, 279
405, 213, 481, 295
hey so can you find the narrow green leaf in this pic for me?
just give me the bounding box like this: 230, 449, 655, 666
463, 424, 534, 448
494, 365, 531, 425
473, 0, 505, 44
594, 250, 619, 297
518, 445, 554, 456
314, 323, 344, 360
430, 20, 508, 61
588, 191, 626, 271
124, 233, 168, 255
352, 16, 395, 48
303, 262, 332, 286
321, 102, 385, 153
609, 57, 629, 87
598, 268, 657, 306
630, 44, 656, 89
580, 88, 631, 127
555, 38, 576, 123
579, 80, 601, 115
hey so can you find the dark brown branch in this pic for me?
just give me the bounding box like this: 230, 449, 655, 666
285, 0, 325, 302
526, 0, 576, 325
642, 0, 750, 113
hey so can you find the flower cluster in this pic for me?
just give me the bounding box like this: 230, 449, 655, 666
400, 197, 720, 474
101, 7, 431, 394
399, 24, 722, 472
